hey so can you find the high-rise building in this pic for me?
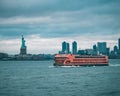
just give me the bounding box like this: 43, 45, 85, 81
97, 42, 107, 55
118, 38, 120, 50
20, 35, 27, 55
62, 41, 67, 53
93, 44, 97, 55
72, 41, 77, 54
118, 38, 120, 54
66, 43, 70, 54
93, 44, 97, 51
62, 41, 70, 54
106, 48, 110, 56
114, 45, 118, 53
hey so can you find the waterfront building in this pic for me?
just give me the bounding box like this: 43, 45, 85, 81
119, 38, 120, 50
66, 43, 70, 54
106, 48, 110, 56
62, 41, 67, 53
72, 41, 77, 54
114, 45, 118, 54
93, 44, 97, 55
78, 50, 86, 55
97, 42, 107, 55
93, 45, 97, 51
62, 41, 70, 54
85, 49, 94, 55
118, 38, 120, 55
20, 35, 27, 55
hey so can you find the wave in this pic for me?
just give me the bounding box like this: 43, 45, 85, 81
48, 66, 54, 68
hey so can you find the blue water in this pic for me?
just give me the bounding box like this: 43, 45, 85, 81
0, 59, 120, 96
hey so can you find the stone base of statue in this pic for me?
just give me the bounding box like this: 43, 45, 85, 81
20, 48, 27, 55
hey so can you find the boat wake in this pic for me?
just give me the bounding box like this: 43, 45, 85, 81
109, 64, 120, 67
49, 64, 120, 68
48, 65, 96, 68
48, 65, 81, 68
58, 66, 81, 68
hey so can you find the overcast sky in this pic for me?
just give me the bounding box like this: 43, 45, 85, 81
0, 0, 120, 54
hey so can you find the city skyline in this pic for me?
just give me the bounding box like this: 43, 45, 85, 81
0, 0, 120, 54
60, 39, 120, 55
0, 35, 120, 56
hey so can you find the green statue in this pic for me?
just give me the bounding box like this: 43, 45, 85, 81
21, 35, 26, 48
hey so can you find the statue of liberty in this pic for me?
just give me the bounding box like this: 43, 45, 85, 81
20, 35, 27, 55
21, 35, 26, 48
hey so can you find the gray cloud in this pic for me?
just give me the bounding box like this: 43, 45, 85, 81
0, 0, 120, 39
0, 0, 119, 17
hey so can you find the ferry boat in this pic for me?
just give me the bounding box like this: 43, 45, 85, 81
54, 54, 108, 66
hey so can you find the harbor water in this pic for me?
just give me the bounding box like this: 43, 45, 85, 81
0, 59, 120, 96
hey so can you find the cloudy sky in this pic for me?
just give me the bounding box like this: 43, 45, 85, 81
0, 0, 120, 54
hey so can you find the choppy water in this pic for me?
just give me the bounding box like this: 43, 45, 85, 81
0, 59, 120, 96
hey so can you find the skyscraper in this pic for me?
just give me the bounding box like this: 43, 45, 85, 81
118, 38, 120, 50
106, 48, 110, 56
93, 44, 97, 51
62, 41, 70, 54
118, 38, 120, 54
97, 42, 107, 55
114, 45, 118, 53
20, 35, 27, 55
62, 41, 67, 53
72, 41, 77, 54
66, 43, 70, 54
93, 44, 97, 55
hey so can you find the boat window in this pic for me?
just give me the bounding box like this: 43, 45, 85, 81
75, 56, 105, 58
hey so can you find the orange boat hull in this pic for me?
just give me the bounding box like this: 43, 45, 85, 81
54, 54, 108, 66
